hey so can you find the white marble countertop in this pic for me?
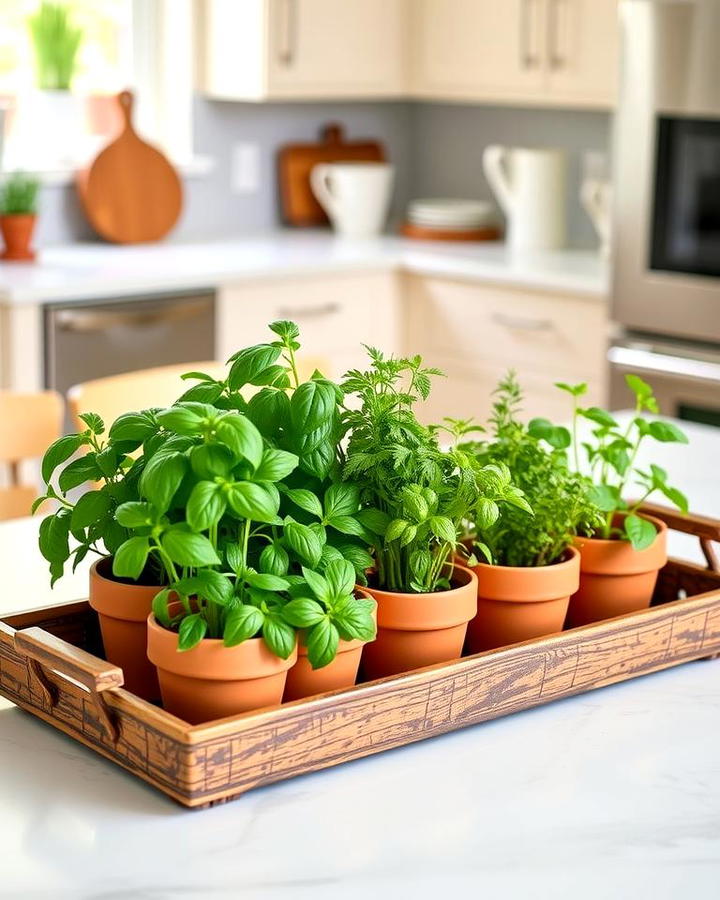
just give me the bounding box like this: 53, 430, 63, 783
0, 230, 609, 306
1, 417, 718, 898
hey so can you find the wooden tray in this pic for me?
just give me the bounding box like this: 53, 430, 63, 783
1, 504, 718, 809
278, 123, 385, 226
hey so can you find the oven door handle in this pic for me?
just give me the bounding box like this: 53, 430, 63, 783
608, 345, 720, 384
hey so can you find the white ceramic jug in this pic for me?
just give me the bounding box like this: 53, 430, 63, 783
482, 146, 567, 251
310, 162, 394, 238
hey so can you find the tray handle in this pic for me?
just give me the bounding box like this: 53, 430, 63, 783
14, 627, 123, 742
639, 502, 720, 572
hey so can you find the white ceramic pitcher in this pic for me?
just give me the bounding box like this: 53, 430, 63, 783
482, 146, 567, 251
310, 162, 394, 238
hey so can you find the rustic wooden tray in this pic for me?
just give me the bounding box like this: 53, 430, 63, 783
1, 504, 718, 809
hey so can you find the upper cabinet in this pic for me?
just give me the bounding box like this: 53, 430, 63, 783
200, 0, 407, 101
410, 0, 618, 109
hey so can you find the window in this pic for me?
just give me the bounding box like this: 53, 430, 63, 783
0, 0, 194, 175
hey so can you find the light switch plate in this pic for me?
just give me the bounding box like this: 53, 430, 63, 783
231, 142, 261, 194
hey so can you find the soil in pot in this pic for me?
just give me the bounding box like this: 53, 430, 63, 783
0, 214, 37, 261
89, 557, 162, 701
147, 607, 297, 724
567, 512, 668, 627
283, 594, 376, 702
464, 546, 580, 653
360, 565, 477, 680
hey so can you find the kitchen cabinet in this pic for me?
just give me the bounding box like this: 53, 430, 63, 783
216, 271, 402, 381
410, 0, 618, 109
201, 0, 407, 101
404, 274, 607, 425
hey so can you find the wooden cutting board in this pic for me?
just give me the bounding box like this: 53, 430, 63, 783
278, 123, 385, 226
77, 91, 183, 244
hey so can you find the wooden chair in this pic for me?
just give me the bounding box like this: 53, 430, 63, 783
0, 391, 63, 521
67, 357, 331, 431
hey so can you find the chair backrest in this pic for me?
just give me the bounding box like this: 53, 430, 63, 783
0, 391, 63, 521
67, 361, 227, 431
67, 357, 332, 430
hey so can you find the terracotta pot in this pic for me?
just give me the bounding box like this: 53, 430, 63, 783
360, 565, 477, 679
89, 557, 161, 701
283, 594, 376, 702
147, 606, 297, 724
464, 547, 580, 653
567, 513, 668, 627
0, 214, 37, 261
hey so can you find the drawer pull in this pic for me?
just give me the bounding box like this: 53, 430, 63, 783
276, 302, 340, 319
492, 312, 555, 332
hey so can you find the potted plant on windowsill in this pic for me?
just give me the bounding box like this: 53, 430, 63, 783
339, 349, 525, 679
559, 375, 689, 625
457, 373, 601, 651
0, 172, 40, 261
26, 1, 84, 169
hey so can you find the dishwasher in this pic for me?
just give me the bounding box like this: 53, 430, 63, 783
44, 290, 216, 402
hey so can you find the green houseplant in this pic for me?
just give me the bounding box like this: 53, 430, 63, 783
339, 348, 527, 678
28, 2, 83, 91
558, 375, 689, 625
0, 172, 40, 261
458, 372, 601, 651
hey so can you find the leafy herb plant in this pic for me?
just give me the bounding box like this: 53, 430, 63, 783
460, 372, 601, 567
28, 1, 83, 91
340, 349, 528, 593
558, 374, 689, 549
0, 173, 40, 216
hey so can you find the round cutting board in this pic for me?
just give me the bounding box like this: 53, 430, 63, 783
77, 91, 183, 243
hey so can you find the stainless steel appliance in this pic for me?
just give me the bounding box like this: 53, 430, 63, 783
612, 0, 720, 423
45, 291, 215, 401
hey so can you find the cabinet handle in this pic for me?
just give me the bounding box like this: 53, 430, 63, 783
548, 0, 565, 69
54, 300, 210, 333
520, 0, 539, 69
278, 0, 296, 66
492, 312, 554, 332
276, 302, 340, 319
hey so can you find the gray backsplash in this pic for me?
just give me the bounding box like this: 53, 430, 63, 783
34, 98, 610, 249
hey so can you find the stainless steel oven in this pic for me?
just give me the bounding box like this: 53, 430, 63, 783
611, 0, 720, 424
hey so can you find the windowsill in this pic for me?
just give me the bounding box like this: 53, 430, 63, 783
17, 154, 216, 186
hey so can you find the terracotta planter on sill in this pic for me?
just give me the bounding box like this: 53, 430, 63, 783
567, 512, 668, 627
88, 557, 161, 701
360, 565, 478, 680
464, 547, 580, 653
283, 594, 377, 702
0, 214, 37, 261
147, 605, 297, 724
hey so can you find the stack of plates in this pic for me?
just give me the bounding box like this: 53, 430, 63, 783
407, 198, 496, 230
402, 198, 500, 241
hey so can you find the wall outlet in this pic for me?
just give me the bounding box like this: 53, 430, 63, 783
231, 142, 261, 194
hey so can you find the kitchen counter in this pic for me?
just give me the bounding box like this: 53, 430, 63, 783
0, 231, 609, 305
0, 417, 718, 898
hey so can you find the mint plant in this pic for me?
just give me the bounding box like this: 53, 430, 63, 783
461, 372, 601, 567
558, 374, 689, 549
340, 348, 528, 593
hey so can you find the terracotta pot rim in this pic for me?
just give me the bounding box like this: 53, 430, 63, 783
147, 612, 297, 680
574, 513, 668, 575
89, 557, 164, 622
360, 564, 478, 632
575, 512, 667, 547
471, 547, 580, 604
468, 545, 580, 574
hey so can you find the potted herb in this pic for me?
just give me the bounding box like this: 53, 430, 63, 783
36, 407, 168, 699
559, 375, 688, 625
340, 349, 524, 678
458, 373, 601, 651
0, 173, 40, 261
27, 2, 84, 168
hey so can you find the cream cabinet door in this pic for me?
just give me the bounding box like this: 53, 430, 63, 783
216, 271, 402, 383
411, 0, 546, 101
544, 0, 618, 107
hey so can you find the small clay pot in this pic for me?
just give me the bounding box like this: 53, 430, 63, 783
465, 547, 580, 653
567, 512, 668, 627
283, 593, 377, 702
147, 607, 297, 724
89, 557, 161, 701
360, 565, 478, 679
0, 214, 37, 261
